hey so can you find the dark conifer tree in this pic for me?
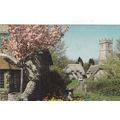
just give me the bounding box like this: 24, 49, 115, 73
76, 57, 84, 66
89, 58, 95, 66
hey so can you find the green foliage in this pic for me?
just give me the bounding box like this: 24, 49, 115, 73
67, 79, 79, 90
84, 62, 90, 72
50, 40, 75, 83
50, 41, 75, 71
86, 55, 120, 97
73, 92, 120, 101
87, 77, 120, 96
49, 41, 75, 99
103, 55, 120, 79
66, 79, 86, 97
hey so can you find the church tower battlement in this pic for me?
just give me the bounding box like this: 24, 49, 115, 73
99, 38, 113, 64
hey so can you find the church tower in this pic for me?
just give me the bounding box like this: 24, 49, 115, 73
99, 38, 113, 64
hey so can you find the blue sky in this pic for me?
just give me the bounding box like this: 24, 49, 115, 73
62, 25, 120, 62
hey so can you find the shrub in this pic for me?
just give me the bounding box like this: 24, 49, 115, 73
87, 78, 120, 96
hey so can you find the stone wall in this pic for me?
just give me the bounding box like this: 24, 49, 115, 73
0, 92, 8, 101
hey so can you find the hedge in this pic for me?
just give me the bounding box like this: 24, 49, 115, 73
87, 78, 120, 96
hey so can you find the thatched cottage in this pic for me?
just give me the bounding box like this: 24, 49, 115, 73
86, 64, 106, 80
64, 64, 86, 81
0, 53, 23, 100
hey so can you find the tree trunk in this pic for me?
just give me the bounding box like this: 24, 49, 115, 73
20, 81, 36, 100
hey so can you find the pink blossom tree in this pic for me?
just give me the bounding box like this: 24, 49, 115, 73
1, 25, 69, 60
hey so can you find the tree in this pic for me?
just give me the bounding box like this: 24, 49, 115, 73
50, 40, 74, 71
76, 57, 84, 66
50, 41, 67, 69
103, 55, 120, 79
1, 25, 69, 60
89, 58, 95, 66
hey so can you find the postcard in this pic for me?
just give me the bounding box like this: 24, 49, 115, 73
0, 25, 120, 101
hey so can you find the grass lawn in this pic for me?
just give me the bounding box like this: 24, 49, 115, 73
73, 92, 120, 101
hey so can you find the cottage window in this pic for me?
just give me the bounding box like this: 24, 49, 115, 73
10, 71, 20, 92
12, 74, 17, 89
0, 71, 4, 88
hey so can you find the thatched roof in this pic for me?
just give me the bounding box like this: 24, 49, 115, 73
0, 57, 20, 70
64, 64, 85, 75
87, 65, 103, 76
0, 53, 20, 70
0, 53, 18, 64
